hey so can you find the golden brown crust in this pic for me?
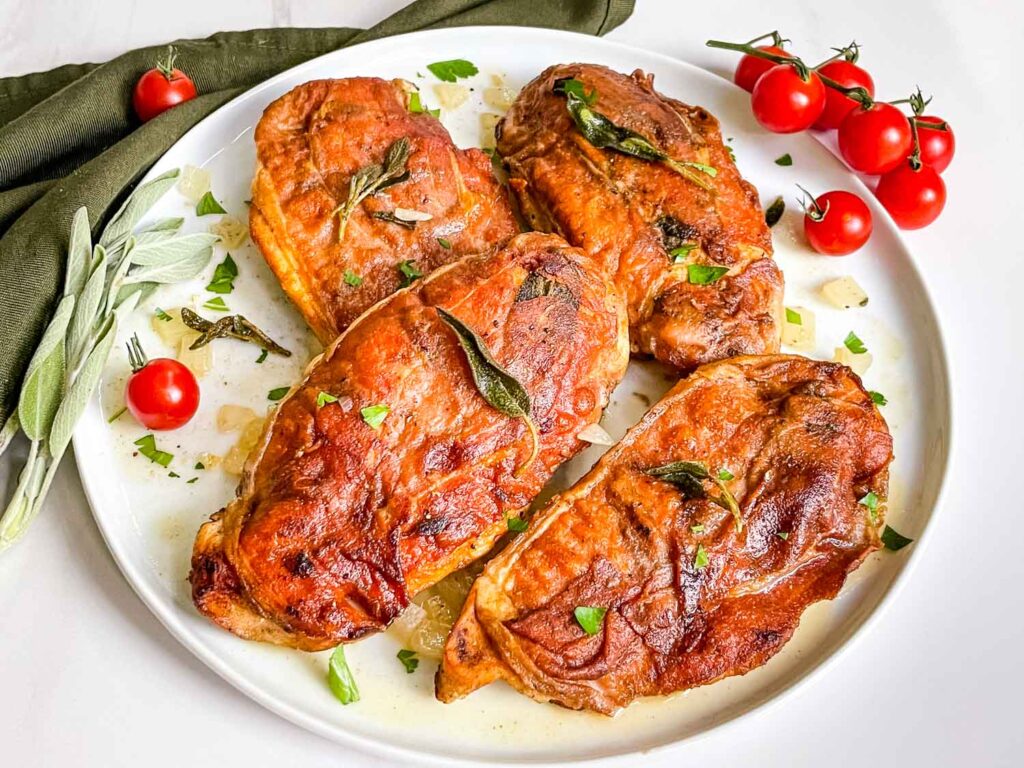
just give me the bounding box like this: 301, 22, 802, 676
497, 64, 783, 373
437, 355, 892, 713
251, 78, 519, 342
190, 233, 629, 650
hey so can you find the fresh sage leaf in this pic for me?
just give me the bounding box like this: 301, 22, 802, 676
123, 246, 213, 285
435, 307, 538, 475
129, 232, 220, 267
100, 169, 179, 250
18, 295, 74, 441
66, 247, 107, 363
64, 207, 92, 298
0, 412, 21, 459
573, 606, 607, 635
327, 645, 360, 705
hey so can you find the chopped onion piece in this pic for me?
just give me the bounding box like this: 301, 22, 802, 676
833, 346, 873, 376
577, 422, 614, 446
821, 276, 869, 309
209, 215, 248, 249
387, 602, 428, 646
197, 452, 222, 469
433, 83, 470, 110
393, 207, 433, 222
177, 164, 211, 204
483, 86, 517, 111
217, 404, 257, 433
479, 113, 501, 149
781, 306, 816, 350
177, 334, 212, 377
222, 416, 265, 475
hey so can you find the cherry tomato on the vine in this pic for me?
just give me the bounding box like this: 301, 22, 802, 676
813, 60, 875, 130
801, 189, 873, 256
915, 116, 955, 173
837, 102, 913, 174
751, 64, 826, 133
125, 335, 200, 430
132, 46, 197, 123
875, 161, 946, 229
734, 45, 792, 92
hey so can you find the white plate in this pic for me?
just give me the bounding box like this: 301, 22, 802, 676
74, 26, 951, 766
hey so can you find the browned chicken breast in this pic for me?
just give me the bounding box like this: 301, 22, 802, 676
190, 233, 628, 651
251, 77, 519, 342
498, 64, 783, 373
437, 355, 892, 713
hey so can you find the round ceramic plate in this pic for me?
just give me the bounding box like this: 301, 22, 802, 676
74, 26, 951, 766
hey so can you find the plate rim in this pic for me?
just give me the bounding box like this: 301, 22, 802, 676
73, 24, 955, 767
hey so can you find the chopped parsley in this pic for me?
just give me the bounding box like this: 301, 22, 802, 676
881, 525, 913, 551
317, 391, 339, 408
718, 468, 734, 481
154, 307, 173, 322
133, 434, 173, 467
573, 606, 607, 635
785, 307, 802, 325
194, 461, 205, 470
360, 403, 390, 430
408, 91, 440, 118
186, 477, 198, 484
327, 645, 359, 705
859, 491, 880, 525
669, 243, 697, 263
195, 191, 227, 216
687, 264, 729, 285
268, 387, 290, 402
726, 144, 736, 163
844, 331, 868, 355
694, 543, 709, 570
507, 515, 528, 533
690, 523, 705, 534
552, 77, 597, 105
168, 471, 180, 478
343, 270, 363, 287
107, 406, 127, 424
426, 58, 479, 83
437, 237, 452, 250
765, 196, 785, 227
397, 649, 419, 674
256, 348, 268, 364
777, 531, 790, 540
202, 296, 229, 312
869, 391, 887, 406
775, 153, 793, 166
397, 260, 423, 287
205, 253, 238, 294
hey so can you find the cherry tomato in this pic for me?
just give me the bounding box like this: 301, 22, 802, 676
837, 102, 913, 174
915, 116, 955, 173
875, 161, 946, 229
751, 64, 826, 133
125, 335, 199, 430
734, 45, 792, 92
802, 189, 873, 256
813, 60, 875, 130
132, 46, 197, 123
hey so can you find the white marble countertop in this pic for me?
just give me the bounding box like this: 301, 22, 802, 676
1, 1, 1022, 766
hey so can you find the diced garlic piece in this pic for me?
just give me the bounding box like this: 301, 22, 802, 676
577, 422, 615, 446
151, 307, 190, 347
433, 83, 470, 110
222, 444, 247, 475
197, 452, 221, 469
490, 73, 504, 87
410, 618, 449, 659
833, 346, 873, 376
387, 602, 428, 646
821, 276, 869, 309
483, 86, 516, 111
479, 113, 501, 149
431, 569, 476, 614
209, 215, 248, 249
222, 416, 266, 475
217, 405, 257, 433
177, 165, 211, 204
781, 306, 816, 350
177, 333, 212, 377
393, 207, 433, 222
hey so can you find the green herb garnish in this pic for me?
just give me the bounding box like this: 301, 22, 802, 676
202, 296, 229, 312
360, 403, 390, 430
552, 77, 716, 191
859, 491, 880, 525
317, 391, 339, 408
194, 462, 205, 470
426, 58, 479, 82
107, 406, 127, 424
765, 196, 785, 227
334, 138, 410, 242
343, 270, 363, 287
881, 525, 913, 551
186, 477, 198, 484
437, 237, 452, 249
134, 434, 173, 467
690, 523, 705, 534
869, 391, 887, 406
687, 264, 730, 285
327, 645, 360, 705
573, 606, 607, 635
844, 331, 867, 354
205, 253, 238, 294
408, 91, 441, 117
398, 260, 423, 287
694, 543, 709, 570
256, 348, 268, 364
154, 307, 173, 322
195, 191, 227, 216
436, 307, 538, 477
507, 515, 528, 533
669, 243, 697, 263
775, 153, 793, 166
777, 531, 790, 540
785, 307, 802, 325
168, 471, 180, 478
397, 649, 419, 674
268, 387, 290, 402
718, 468, 735, 481
553, 77, 597, 105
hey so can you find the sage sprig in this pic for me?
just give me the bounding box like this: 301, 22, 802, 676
0, 169, 216, 551
646, 460, 744, 532
334, 138, 411, 242
436, 307, 538, 477
553, 78, 716, 191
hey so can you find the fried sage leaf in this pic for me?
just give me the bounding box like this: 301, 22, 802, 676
334, 138, 411, 242
180, 307, 291, 357
515, 271, 577, 307
436, 307, 538, 476
553, 78, 715, 191
646, 460, 744, 532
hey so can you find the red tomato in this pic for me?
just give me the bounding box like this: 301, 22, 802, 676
734, 45, 792, 92
751, 64, 826, 133
125, 336, 199, 430
837, 102, 913, 174
915, 116, 955, 173
875, 161, 946, 229
132, 47, 197, 123
813, 60, 875, 130
802, 190, 873, 256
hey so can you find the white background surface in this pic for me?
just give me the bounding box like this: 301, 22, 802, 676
0, 1, 1021, 766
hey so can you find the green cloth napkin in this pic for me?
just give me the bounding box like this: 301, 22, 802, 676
0, 0, 634, 427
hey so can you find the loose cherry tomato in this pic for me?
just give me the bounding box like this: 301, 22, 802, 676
751, 64, 826, 133
837, 102, 913, 174
125, 335, 200, 430
801, 189, 873, 256
132, 46, 197, 123
734, 45, 792, 92
875, 161, 946, 229
915, 116, 955, 173
813, 60, 875, 130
